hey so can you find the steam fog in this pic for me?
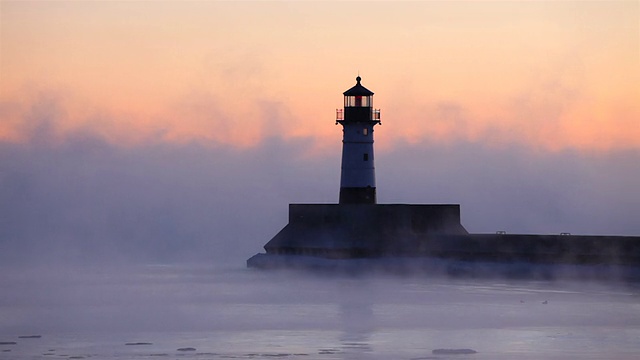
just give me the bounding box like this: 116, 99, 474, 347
1, 263, 639, 359
1, 124, 638, 266
1, 102, 640, 359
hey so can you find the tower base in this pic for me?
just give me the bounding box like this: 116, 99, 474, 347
257, 203, 467, 258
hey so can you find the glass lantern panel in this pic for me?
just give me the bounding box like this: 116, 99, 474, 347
344, 95, 371, 107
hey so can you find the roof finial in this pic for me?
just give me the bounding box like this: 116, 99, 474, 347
356, 74, 361, 84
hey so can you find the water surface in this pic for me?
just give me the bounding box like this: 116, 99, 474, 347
1, 263, 639, 359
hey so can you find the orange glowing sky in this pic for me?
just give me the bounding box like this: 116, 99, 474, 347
1, 1, 638, 152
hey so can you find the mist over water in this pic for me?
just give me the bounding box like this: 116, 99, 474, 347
1, 135, 639, 266
1, 120, 639, 359
1, 262, 639, 359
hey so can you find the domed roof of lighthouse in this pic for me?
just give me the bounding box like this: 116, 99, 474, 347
343, 76, 374, 96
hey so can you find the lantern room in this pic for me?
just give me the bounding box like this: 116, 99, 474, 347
338, 76, 380, 124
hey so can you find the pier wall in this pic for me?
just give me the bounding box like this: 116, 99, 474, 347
255, 204, 640, 265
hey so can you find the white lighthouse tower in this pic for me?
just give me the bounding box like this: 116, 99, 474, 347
336, 76, 381, 204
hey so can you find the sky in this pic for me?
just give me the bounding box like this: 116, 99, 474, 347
1, 1, 639, 264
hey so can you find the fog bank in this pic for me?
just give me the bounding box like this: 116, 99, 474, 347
1, 134, 638, 266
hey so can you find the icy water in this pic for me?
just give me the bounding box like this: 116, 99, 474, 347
1, 262, 640, 360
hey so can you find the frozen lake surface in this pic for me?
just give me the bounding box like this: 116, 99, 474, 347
1, 262, 639, 359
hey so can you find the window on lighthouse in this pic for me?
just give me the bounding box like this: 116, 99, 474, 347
363, 153, 369, 161
345, 96, 371, 107
363, 128, 368, 136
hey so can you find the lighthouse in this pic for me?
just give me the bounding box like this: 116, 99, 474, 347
336, 76, 381, 204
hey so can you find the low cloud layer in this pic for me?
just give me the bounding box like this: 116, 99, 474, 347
1, 121, 638, 267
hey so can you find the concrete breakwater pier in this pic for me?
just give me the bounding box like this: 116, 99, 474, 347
247, 203, 640, 279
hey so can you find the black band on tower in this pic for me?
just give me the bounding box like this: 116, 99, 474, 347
339, 187, 376, 204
